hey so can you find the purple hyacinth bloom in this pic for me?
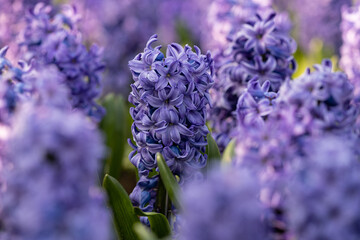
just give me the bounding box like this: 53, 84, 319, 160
209, 11, 296, 151
128, 34, 213, 212
0, 46, 28, 124
180, 167, 270, 240
20, 3, 105, 121
236, 78, 277, 127
277, 59, 358, 135
0, 0, 49, 61
235, 60, 359, 170
1, 104, 111, 239
232, 60, 360, 239
207, 0, 272, 48
340, 4, 360, 95
23, 65, 72, 110
286, 136, 360, 240
234, 112, 296, 177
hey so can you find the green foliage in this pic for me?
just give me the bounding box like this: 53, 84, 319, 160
205, 133, 221, 167
134, 208, 171, 238
222, 139, 236, 163
293, 38, 339, 79
156, 153, 182, 210
175, 20, 196, 46
133, 223, 160, 240
103, 174, 140, 240
100, 94, 129, 179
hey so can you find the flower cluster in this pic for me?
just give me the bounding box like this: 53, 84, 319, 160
207, 0, 272, 48
0, 0, 48, 61
0, 46, 27, 124
286, 136, 360, 240
340, 4, 360, 95
180, 167, 270, 240
21, 3, 105, 121
0, 104, 111, 239
207, 0, 293, 50
236, 77, 277, 128
128, 34, 213, 212
233, 111, 295, 175
209, 12, 296, 150
277, 60, 358, 135
235, 59, 359, 175
0, 45, 73, 124
23, 65, 72, 110
232, 60, 360, 239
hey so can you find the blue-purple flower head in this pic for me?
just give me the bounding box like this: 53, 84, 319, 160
229, 13, 297, 90
277, 59, 358, 135
180, 167, 270, 240
0, 46, 28, 124
236, 77, 277, 128
22, 65, 72, 110
210, 12, 296, 150
286, 136, 360, 240
207, 0, 272, 48
128, 34, 213, 211
233, 109, 296, 177
1, 104, 111, 239
233, 110, 360, 239
234, 60, 359, 173
0, 0, 50, 61
21, 3, 105, 121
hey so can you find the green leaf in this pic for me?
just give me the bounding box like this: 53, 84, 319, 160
156, 153, 182, 210
206, 133, 221, 164
103, 174, 139, 240
134, 208, 171, 238
133, 223, 159, 240
100, 94, 128, 179
222, 139, 236, 163
155, 176, 168, 216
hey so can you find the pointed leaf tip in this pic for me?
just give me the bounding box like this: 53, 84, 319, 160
206, 133, 221, 163
222, 139, 236, 163
134, 208, 171, 238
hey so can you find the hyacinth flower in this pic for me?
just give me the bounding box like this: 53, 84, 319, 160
209, 12, 296, 151
22, 65, 73, 110
236, 77, 277, 127
0, 46, 28, 124
20, 3, 105, 121
128, 34, 213, 213
232, 59, 360, 239
340, 4, 360, 95
179, 167, 270, 240
207, 0, 294, 51
207, 0, 272, 48
0, 44, 77, 124
235, 59, 360, 173
0, 104, 111, 239
0, 0, 49, 61
277, 59, 358, 136
286, 136, 360, 240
